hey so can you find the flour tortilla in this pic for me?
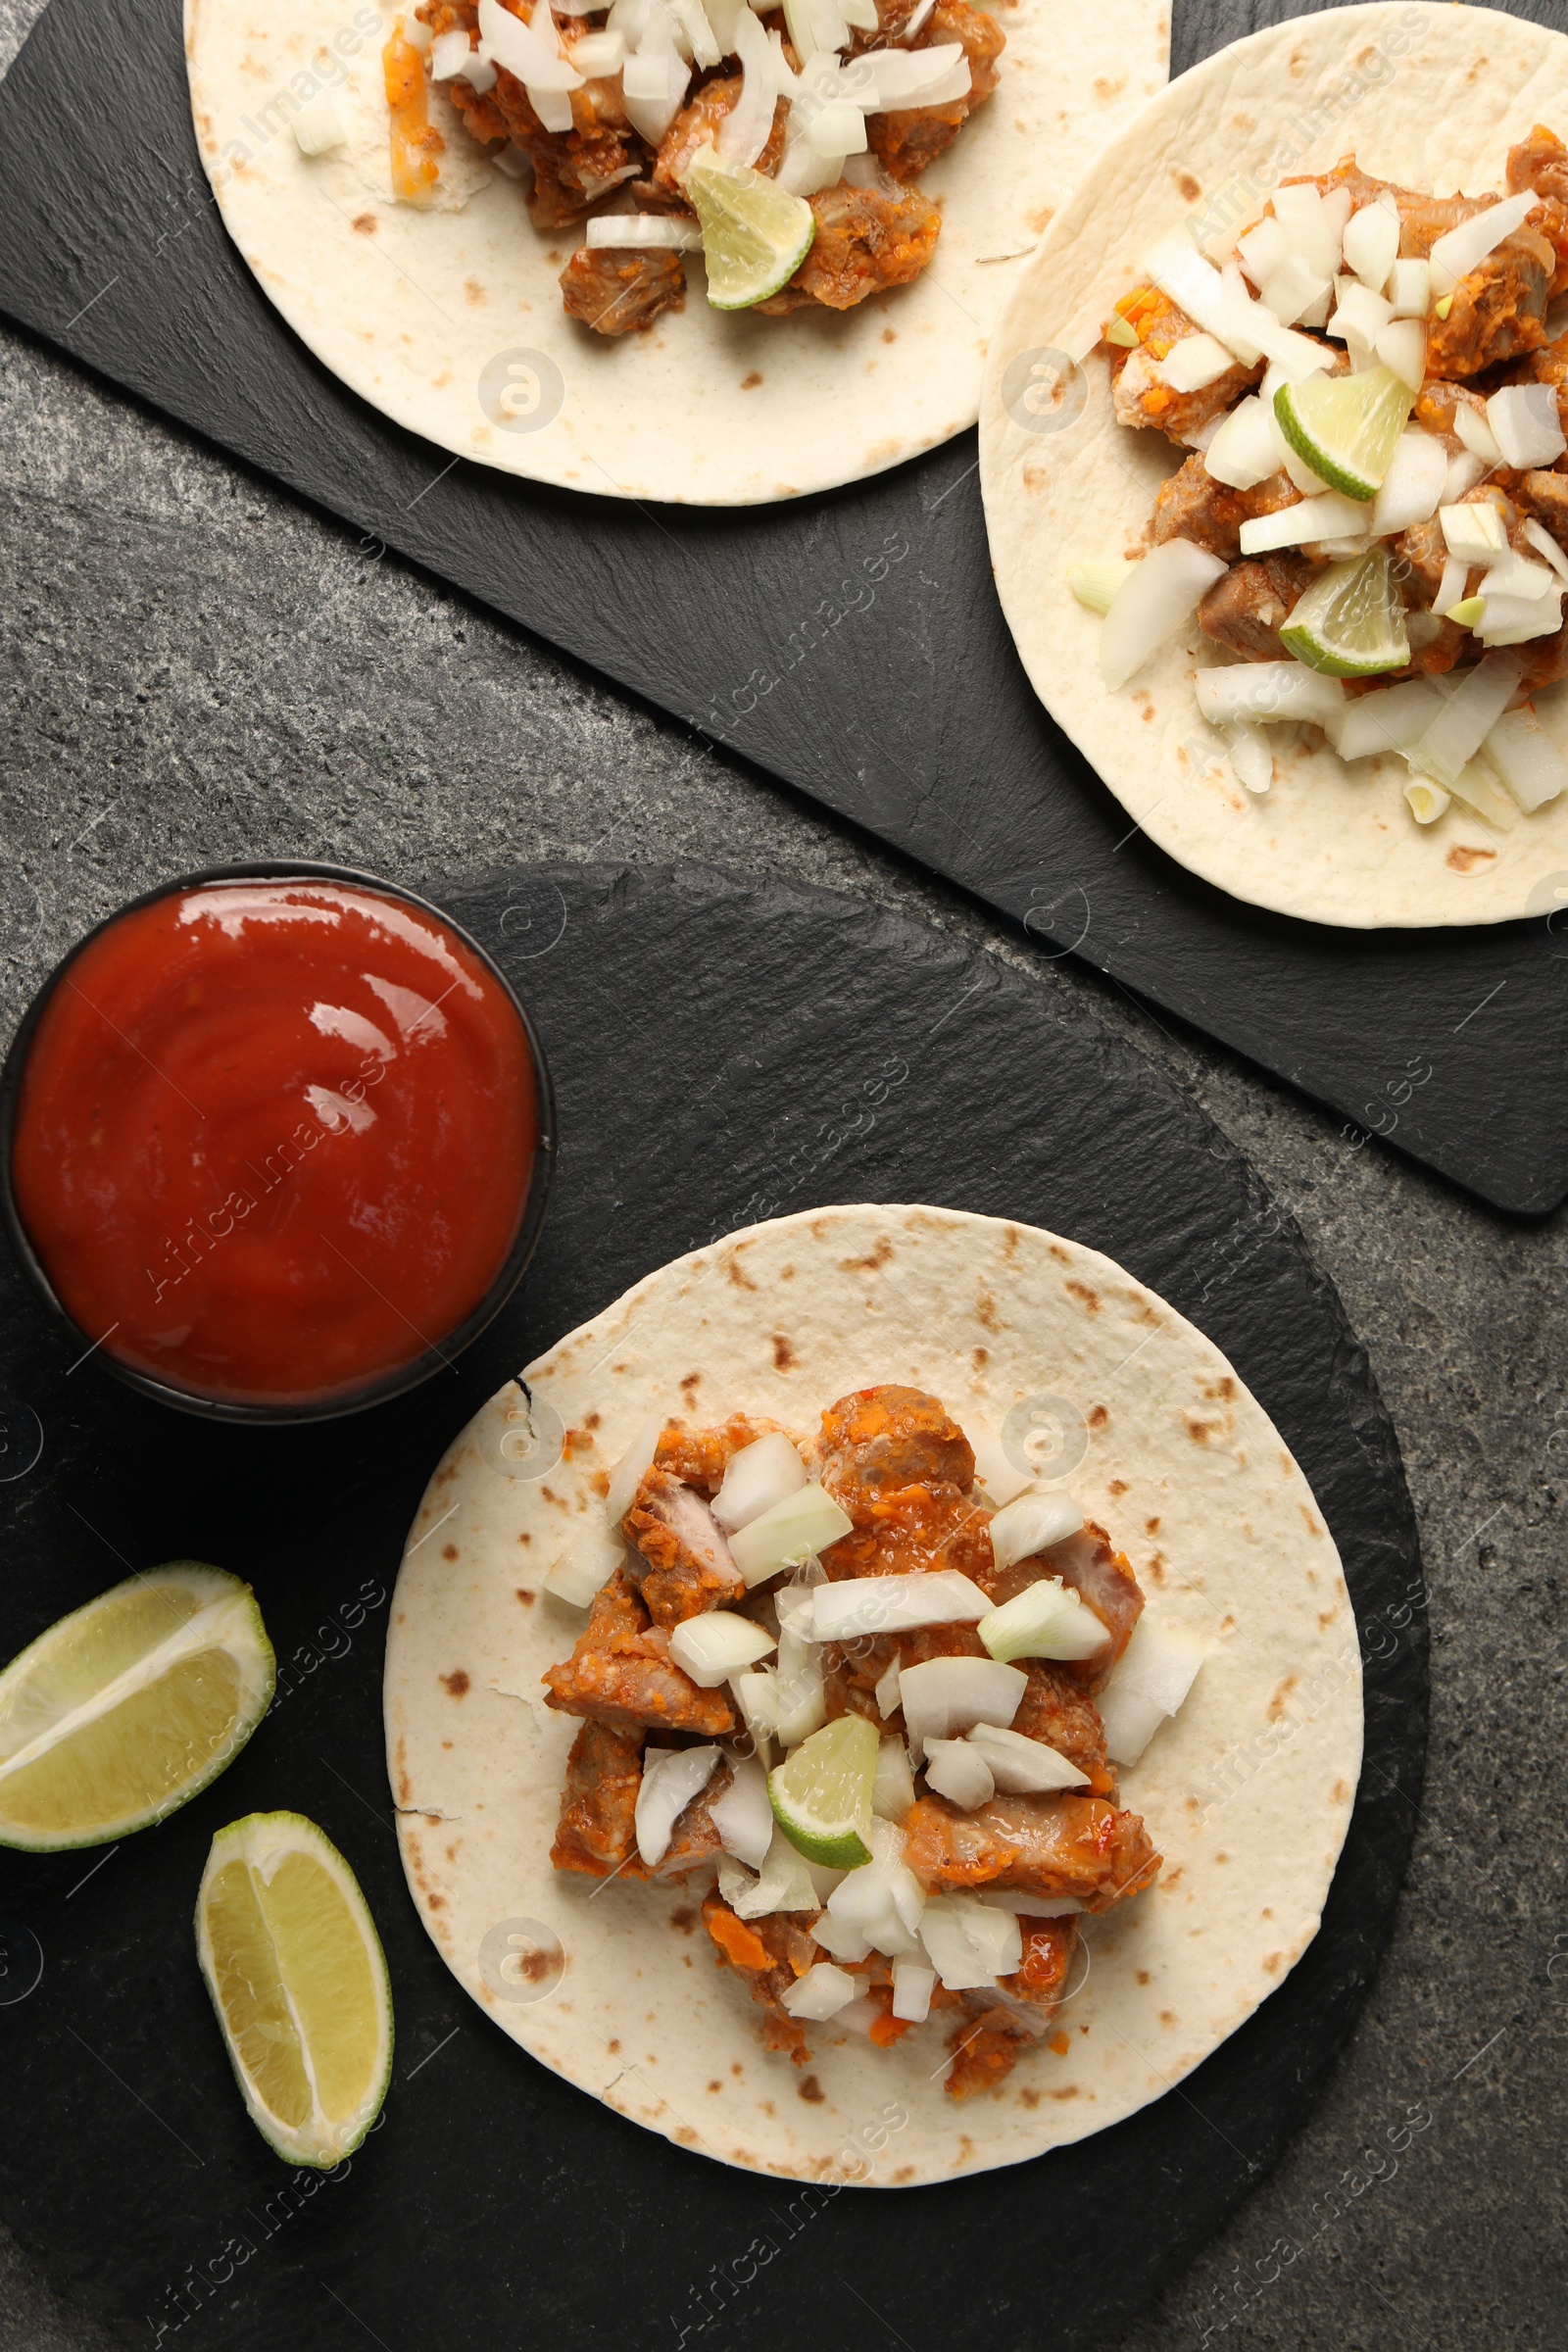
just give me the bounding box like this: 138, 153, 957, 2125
980, 3, 1568, 927
184, 0, 1167, 506
383, 1204, 1361, 2184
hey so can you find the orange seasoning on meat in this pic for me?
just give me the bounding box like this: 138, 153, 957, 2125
383, 22, 444, 206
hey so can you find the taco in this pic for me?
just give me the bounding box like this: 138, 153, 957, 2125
383, 1204, 1361, 2184
980, 3, 1568, 927
183, 0, 1167, 504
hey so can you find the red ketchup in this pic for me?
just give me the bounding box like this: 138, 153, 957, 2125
9, 879, 540, 1408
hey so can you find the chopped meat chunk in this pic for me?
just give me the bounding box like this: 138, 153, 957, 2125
543, 1568, 737, 1735
560, 244, 686, 335
1507, 125, 1568, 292
1199, 553, 1322, 662
1512, 468, 1568, 551
550, 1721, 645, 1877
862, 1, 1004, 182
758, 183, 942, 314
1504, 332, 1568, 438
1517, 622, 1568, 693
817, 1385, 975, 1502
1152, 455, 1298, 564
623, 1466, 745, 1626
1427, 225, 1554, 378
1107, 288, 1263, 446
946, 1917, 1079, 2098
980, 1520, 1143, 1692
654, 75, 787, 193
1392, 513, 1450, 606
701, 1886, 819, 2060
904, 1790, 1160, 1908
654, 1414, 784, 1494
1011, 1662, 1116, 1797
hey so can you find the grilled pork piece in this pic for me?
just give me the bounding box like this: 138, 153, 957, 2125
946, 1917, 1079, 2099
551, 1722, 645, 1877
905, 1790, 1160, 1908
758, 184, 942, 314
862, 1, 1004, 182
1108, 286, 1264, 447
1199, 553, 1322, 662
1012, 1662, 1118, 1797
623, 1466, 745, 1627
543, 1569, 737, 1736
654, 75, 787, 194
980, 1519, 1144, 1693
560, 245, 686, 335
701, 1888, 819, 2061
1152, 456, 1298, 564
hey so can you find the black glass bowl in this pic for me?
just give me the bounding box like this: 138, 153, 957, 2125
0, 860, 556, 1425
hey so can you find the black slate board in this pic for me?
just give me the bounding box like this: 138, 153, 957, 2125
0, 862, 1423, 2352
0, 0, 1564, 1210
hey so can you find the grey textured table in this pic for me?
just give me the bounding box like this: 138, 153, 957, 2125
1, 1, 1564, 2342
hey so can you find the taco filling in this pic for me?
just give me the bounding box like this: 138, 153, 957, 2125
386, 0, 1003, 332
541, 1385, 1196, 2099
1072, 128, 1568, 831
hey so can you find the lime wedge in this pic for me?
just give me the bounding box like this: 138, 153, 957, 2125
768, 1714, 877, 1867
684, 143, 815, 312
1273, 366, 1415, 500
1279, 547, 1411, 677
197, 1812, 393, 2167
0, 1565, 274, 1851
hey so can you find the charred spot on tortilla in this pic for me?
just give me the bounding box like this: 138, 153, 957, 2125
440, 1669, 469, 1697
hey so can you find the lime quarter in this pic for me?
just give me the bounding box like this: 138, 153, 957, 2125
1274, 366, 1415, 501
0, 1564, 274, 1852
767, 1714, 878, 1868
684, 144, 815, 312
196, 1811, 393, 2168
1279, 547, 1411, 677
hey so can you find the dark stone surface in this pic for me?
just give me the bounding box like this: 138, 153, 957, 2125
0, 5, 1563, 2348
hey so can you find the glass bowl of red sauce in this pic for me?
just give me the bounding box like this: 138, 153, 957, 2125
1, 863, 554, 1422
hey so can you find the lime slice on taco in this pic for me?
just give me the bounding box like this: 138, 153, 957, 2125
197, 1811, 393, 2167
684, 146, 815, 313
768, 1714, 878, 1867
1279, 547, 1410, 677
1273, 366, 1415, 501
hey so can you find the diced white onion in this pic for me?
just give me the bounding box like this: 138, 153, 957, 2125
585, 212, 702, 249
1478, 554, 1559, 604
772, 1571, 822, 1641
669, 0, 722, 66
1386, 257, 1430, 317
1342, 192, 1399, 292
710, 1754, 776, 1869
477, 0, 583, 88
874, 1656, 903, 1720
1095, 1619, 1203, 1766
492, 141, 531, 179
781, 1961, 858, 2018
812, 1913, 871, 1962
872, 1737, 915, 1819
464, 54, 499, 91
1440, 500, 1509, 564
841, 0, 880, 24
844, 42, 970, 112
1328, 277, 1394, 351
1484, 704, 1568, 811
1159, 333, 1239, 393
718, 1825, 818, 1916
891, 1962, 934, 2022
1100, 538, 1229, 692
1446, 756, 1519, 828
810, 1570, 990, 1642
543, 1522, 625, 1607
1203, 396, 1280, 491
1486, 384, 1567, 470
635, 1744, 720, 1866
1404, 777, 1451, 824
967, 1425, 1036, 1507
805, 101, 867, 159
965, 1722, 1089, 1793
1442, 449, 1486, 505
1274, 181, 1344, 281
825, 1820, 924, 1956
1144, 239, 1258, 365
1434, 555, 1469, 618
1410, 651, 1524, 789
291, 93, 346, 155
1375, 318, 1427, 392
977, 1889, 1084, 1917
898, 1655, 1026, 1756
1369, 430, 1447, 535
1225, 721, 1274, 793
1329, 677, 1444, 762
987, 1490, 1085, 1573
1259, 256, 1331, 330
919, 1895, 1021, 1990
606, 1411, 664, 1526
401, 15, 432, 50
711, 1433, 808, 1533
430, 27, 474, 77
669, 1609, 776, 1686
978, 1576, 1107, 1666
732, 1666, 779, 1741
772, 1627, 826, 1745
1477, 588, 1563, 646
1236, 216, 1289, 289
728, 1485, 853, 1586
1239, 491, 1372, 555
1219, 261, 1334, 380
621, 40, 692, 145
1194, 661, 1347, 728
717, 1, 779, 165
1428, 190, 1540, 298
567, 29, 625, 71
1524, 518, 1568, 583
923, 1738, 996, 1809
